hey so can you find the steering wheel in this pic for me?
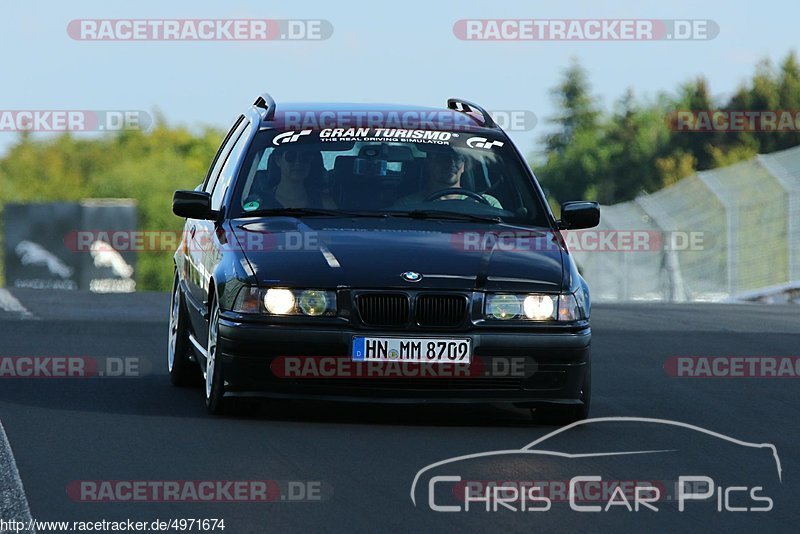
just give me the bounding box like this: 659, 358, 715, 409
424, 188, 491, 205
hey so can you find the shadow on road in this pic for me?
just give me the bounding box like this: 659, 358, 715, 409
0, 374, 573, 428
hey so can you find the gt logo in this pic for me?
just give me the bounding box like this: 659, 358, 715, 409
466, 136, 504, 150
273, 129, 312, 146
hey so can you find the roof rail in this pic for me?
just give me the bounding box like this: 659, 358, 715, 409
447, 98, 497, 129
253, 92, 276, 120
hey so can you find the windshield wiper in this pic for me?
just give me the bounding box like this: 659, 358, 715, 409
241, 207, 501, 223
395, 209, 502, 223
240, 207, 384, 218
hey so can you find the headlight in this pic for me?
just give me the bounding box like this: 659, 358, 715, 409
484, 293, 584, 321
233, 287, 336, 316
485, 294, 522, 320
297, 290, 329, 316
523, 294, 555, 320
265, 288, 296, 315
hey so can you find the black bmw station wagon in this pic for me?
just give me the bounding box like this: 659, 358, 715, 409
169, 93, 600, 423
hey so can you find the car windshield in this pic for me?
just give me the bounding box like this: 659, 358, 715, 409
230, 127, 550, 226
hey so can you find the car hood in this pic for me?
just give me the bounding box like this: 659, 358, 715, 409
232, 217, 565, 292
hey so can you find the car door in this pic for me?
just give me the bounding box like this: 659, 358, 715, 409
196, 120, 253, 332
183, 116, 245, 332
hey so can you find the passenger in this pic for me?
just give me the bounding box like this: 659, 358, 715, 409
243, 146, 336, 210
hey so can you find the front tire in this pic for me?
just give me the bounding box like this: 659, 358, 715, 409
205, 295, 232, 414
168, 275, 200, 387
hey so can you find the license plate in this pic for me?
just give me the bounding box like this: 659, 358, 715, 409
352, 336, 471, 363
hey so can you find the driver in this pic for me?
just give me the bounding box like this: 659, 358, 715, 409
394, 147, 501, 208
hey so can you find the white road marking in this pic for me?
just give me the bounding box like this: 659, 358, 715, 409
0, 288, 34, 319
0, 420, 35, 530
0, 289, 34, 319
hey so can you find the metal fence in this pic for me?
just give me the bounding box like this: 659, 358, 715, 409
572, 145, 800, 302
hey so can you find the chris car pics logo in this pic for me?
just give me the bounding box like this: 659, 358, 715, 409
410, 417, 781, 513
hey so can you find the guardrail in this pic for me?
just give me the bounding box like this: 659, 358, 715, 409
724, 281, 800, 304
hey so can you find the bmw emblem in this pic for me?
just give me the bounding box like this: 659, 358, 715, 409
401, 271, 422, 282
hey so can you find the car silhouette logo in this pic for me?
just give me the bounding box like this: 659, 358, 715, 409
401, 271, 422, 282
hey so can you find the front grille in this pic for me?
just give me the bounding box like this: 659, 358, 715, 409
357, 293, 409, 326
415, 294, 467, 327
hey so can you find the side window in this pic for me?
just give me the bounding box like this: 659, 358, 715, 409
211, 123, 253, 211
203, 116, 244, 193
239, 147, 274, 201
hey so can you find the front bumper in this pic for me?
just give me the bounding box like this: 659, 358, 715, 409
217, 317, 591, 405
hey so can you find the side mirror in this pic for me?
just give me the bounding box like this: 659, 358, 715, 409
173, 190, 213, 220
558, 201, 600, 230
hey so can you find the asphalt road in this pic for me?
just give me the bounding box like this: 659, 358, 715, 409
0, 289, 798, 533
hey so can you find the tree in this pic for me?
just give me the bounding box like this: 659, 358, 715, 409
776, 51, 800, 150
538, 60, 606, 204
599, 89, 671, 203
0, 120, 224, 291
668, 77, 718, 171
534, 53, 800, 206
